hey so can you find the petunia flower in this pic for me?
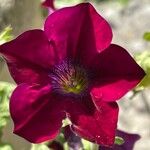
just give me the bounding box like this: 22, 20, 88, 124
100, 130, 140, 150
0, 3, 145, 147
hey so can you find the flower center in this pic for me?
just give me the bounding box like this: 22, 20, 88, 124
50, 60, 88, 96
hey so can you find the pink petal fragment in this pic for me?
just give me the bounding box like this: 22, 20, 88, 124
42, 0, 55, 10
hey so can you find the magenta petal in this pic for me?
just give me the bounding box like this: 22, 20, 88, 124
42, 0, 55, 9
10, 84, 65, 143
66, 96, 119, 146
91, 44, 145, 102
0, 29, 57, 84
115, 130, 140, 150
44, 3, 112, 65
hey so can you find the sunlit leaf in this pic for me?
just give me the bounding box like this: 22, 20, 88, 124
55, 0, 83, 8
134, 51, 150, 89
63, 142, 69, 150
117, 0, 129, 5
31, 144, 49, 150
62, 118, 71, 127
0, 82, 15, 130
0, 26, 13, 45
81, 139, 91, 150
90, 0, 129, 5
0, 144, 13, 150
82, 139, 98, 150
143, 32, 150, 42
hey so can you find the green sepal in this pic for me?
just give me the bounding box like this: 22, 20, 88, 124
114, 136, 125, 145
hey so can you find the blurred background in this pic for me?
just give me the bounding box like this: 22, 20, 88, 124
0, 0, 150, 150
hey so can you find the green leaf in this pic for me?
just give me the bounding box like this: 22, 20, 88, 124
143, 32, 150, 42
81, 139, 91, 150
117, 0, 129, 5
0, 26, 13, 45
63, 142, 69, 150
31, 144, 49, 150
56, 133, 66, 144
82, 139, 98, 150
134, 51, 150, 89
0, 144, 13, 150
0, 82, 15, 130
62, 118, 71, 127
114, 136, 125, 145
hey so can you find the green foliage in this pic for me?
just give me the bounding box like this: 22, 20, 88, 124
0, 82, 15, 150
31, 144, 49, 150
0, 82, 14, 149
0, 26, 13, 45
135, 51, 150, 89
0, 144, 13, 150
89, 0, 129, 5
0, 82, 15, 132
114, 136, 125, 145
62, 118, 71, 127
117, 0, 129, 5
143, 32, 150, 42
56, 0, 83, 8
82, 139, 98, 150
56, 132, 66, 144
82, 139, 91, 150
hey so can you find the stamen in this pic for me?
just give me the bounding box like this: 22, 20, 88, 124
50, 60, 89, 97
